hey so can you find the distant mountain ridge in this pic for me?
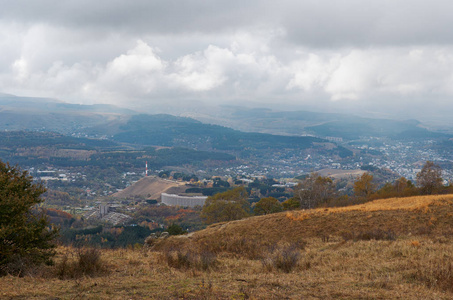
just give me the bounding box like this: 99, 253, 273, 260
0, 93, 449, 143
182, 105, 438, 140
108, 114, 326, 151
0, 94, 353, 163
0, 94, 135, 134
0, 94, 136, 114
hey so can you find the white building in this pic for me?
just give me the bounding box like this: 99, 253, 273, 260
161, 193, 207, 207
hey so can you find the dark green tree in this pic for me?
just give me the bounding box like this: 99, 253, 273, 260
200, 187, 250, 224
0, 161, 58, 275
167, 223, 186, 235
254, 197, 283, 215
282, 197, 301, 210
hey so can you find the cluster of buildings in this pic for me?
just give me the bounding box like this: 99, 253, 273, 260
84, 204, 132, 226
201, 138, 453, 183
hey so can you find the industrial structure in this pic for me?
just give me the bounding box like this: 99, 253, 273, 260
161, 193, 207, 207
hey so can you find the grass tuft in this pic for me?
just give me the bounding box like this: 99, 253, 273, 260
341, 228, 396, 241
55, 248, 108, 279
410, 258, 453, 292
163, 248, 217, 271
261, 244, 301, 273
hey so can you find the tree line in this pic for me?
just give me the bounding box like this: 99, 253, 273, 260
201, 161, 449, 225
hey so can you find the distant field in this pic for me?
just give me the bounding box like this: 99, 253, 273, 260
15, 147, 95, 160
112, 176, 187, 199
317, 168, 366, 178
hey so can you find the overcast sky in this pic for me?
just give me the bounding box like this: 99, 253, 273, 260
1, 0, 453, 122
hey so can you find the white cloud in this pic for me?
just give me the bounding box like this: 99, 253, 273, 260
2, 1, 453, 120
80, 38, 289, 103
107, 41, 165, 75
287, 47, 453, 103
96, 40, 167, 99
4, 37, 453, 113
171, 46, 230, 91
12, 58, 28, 81
325, 50, 379, 100
287, 53, 338, 92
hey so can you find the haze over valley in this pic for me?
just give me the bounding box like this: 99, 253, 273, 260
2, 93, 453, 185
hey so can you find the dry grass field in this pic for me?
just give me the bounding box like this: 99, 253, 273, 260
2, 194, 453, 299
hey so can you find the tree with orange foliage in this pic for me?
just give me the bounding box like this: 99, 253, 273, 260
353, 173, 376, 199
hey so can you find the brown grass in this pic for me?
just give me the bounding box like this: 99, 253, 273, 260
153, 194, 453, 256
2, 194, 453, 299
162, 248, 218, 271
261, 243, 302, 273
55, 247, 108, 279
1, 238, 453, 299
288, 194, 453, 219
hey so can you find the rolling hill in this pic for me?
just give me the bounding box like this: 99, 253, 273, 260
0, 94, 134, 134
108, 114, 337, 152
182, 105, 447, 140
157, 194, 453, 251
2, 93, 449, 144
0, 94, 352, 157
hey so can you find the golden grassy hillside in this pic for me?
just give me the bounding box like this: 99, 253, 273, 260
158, 194, 453, 253
2, 194, 453, 299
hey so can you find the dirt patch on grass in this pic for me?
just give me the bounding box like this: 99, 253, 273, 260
112, 176, 186, 199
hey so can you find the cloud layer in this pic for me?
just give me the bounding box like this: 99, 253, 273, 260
1, 0, 453, 120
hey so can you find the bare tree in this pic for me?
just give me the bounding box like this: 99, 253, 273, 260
294, 172, 336, 209
416, 161, 443, 195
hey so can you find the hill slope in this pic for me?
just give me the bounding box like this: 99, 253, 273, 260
112, 176, 187, 199
2, 93, 450, 141
2, 195, 453, 299
159, 194, 453, 251
185, 105, 445, 140
108, 114, 337, 152
0, 94, 135, 134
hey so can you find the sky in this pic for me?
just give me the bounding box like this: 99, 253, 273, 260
1, 0, 453, 123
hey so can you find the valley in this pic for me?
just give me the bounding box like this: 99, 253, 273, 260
3, 2, 453, 298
